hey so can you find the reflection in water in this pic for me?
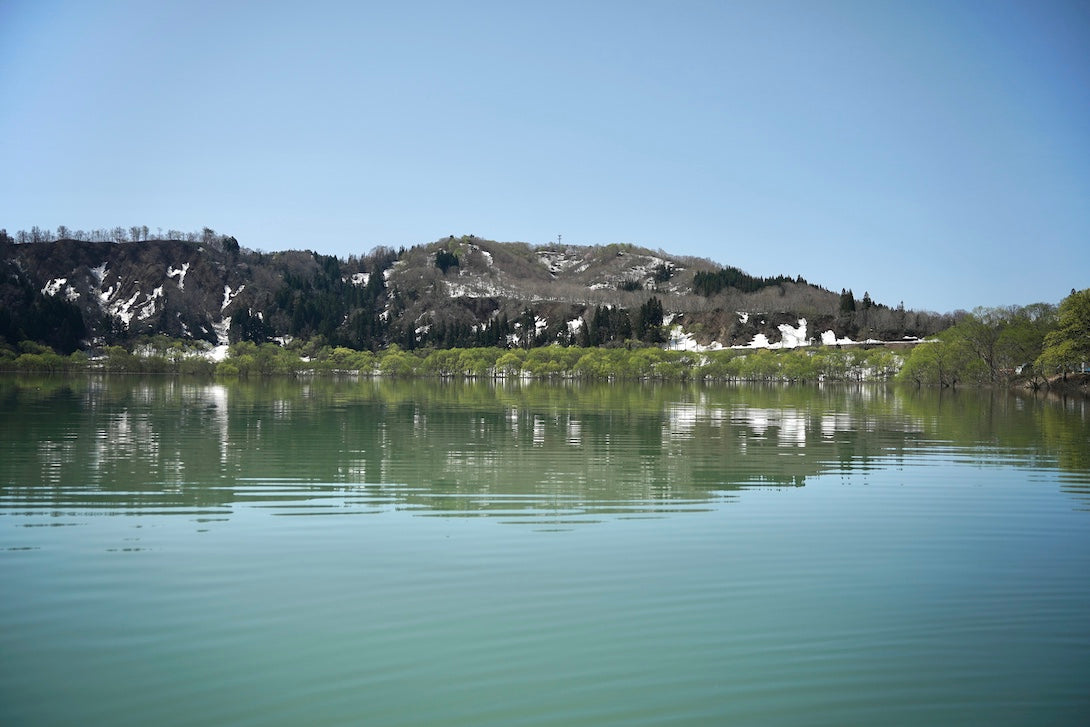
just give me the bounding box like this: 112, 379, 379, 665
3, 375, 1089, 727
1, 376, 1088, 522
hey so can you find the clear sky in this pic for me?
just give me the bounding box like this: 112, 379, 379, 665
2, 0, 1087, 313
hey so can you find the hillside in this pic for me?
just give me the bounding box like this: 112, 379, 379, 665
0, 233, 953, 354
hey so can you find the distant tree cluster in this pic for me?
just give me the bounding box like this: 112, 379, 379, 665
251, 250, 392, 350
693, 266, 804, 296
579, 297, 664, 347
1, 224, 236, 247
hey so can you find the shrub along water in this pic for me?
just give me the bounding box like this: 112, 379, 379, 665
1, 338, 905, 383
6, 293, 1084, 387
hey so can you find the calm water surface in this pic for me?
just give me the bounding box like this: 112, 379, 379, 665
2, 376, 1089, 726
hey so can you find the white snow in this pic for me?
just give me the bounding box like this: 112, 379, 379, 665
535, 316, 548, 335
221, 284, 244, 311
137, 286, 164, 321
166, 263, 189, 290
212, 317, 231, 345
41, 277, 81, 302
668, 325, 724, 352
773, 319, 808, 348
446, 279, 509, 298
42, 278, 66, 296
111, 290, 142, 327
738, 312, 749, 324
737, 333, 772, 349
348, 272, 370, 286
821, 330, 857, 346
207, 345, 230, 362
567, 318, 583, 333
40, 278, 79, 302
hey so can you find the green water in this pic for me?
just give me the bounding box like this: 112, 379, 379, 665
2, 376, 1089, 726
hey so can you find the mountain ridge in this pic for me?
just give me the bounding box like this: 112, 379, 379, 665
1, 234, 953, 354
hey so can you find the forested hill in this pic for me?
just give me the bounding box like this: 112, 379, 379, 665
0, 231, 953, 354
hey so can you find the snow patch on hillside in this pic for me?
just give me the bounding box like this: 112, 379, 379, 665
668, 325, 724, 352
42, 277, 80, 301
166, 263, 189, 290
738, 333, 772, 349
111, 290, 142, 327
348, 272, 370, 286
821, 330, 856, 346
138, 286, 164, 321
670, 318, 814, 351
42, 278, 66, 296
221, 285, 244, 311
446, 278, 511, 298
212, 317, 231, 345
775, 319, 808, 348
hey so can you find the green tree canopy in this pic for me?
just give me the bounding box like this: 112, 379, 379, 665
1036, 288, 1090, 374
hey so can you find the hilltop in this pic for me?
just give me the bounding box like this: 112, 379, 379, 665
0, 231, 953, 354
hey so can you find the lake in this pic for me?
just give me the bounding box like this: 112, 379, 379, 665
2, 376, 1088, 726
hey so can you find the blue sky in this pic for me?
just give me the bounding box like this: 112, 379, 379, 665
2, 0, 1087, 312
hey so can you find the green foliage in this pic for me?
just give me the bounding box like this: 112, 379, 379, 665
378, 345, 420, 377
897, 335, 978, 387
495, 350, 525, 376
898, 303, 1057, 386
1036, 289, 1090, 374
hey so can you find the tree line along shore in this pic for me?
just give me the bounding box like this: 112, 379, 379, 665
2, 291, 1087, 390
